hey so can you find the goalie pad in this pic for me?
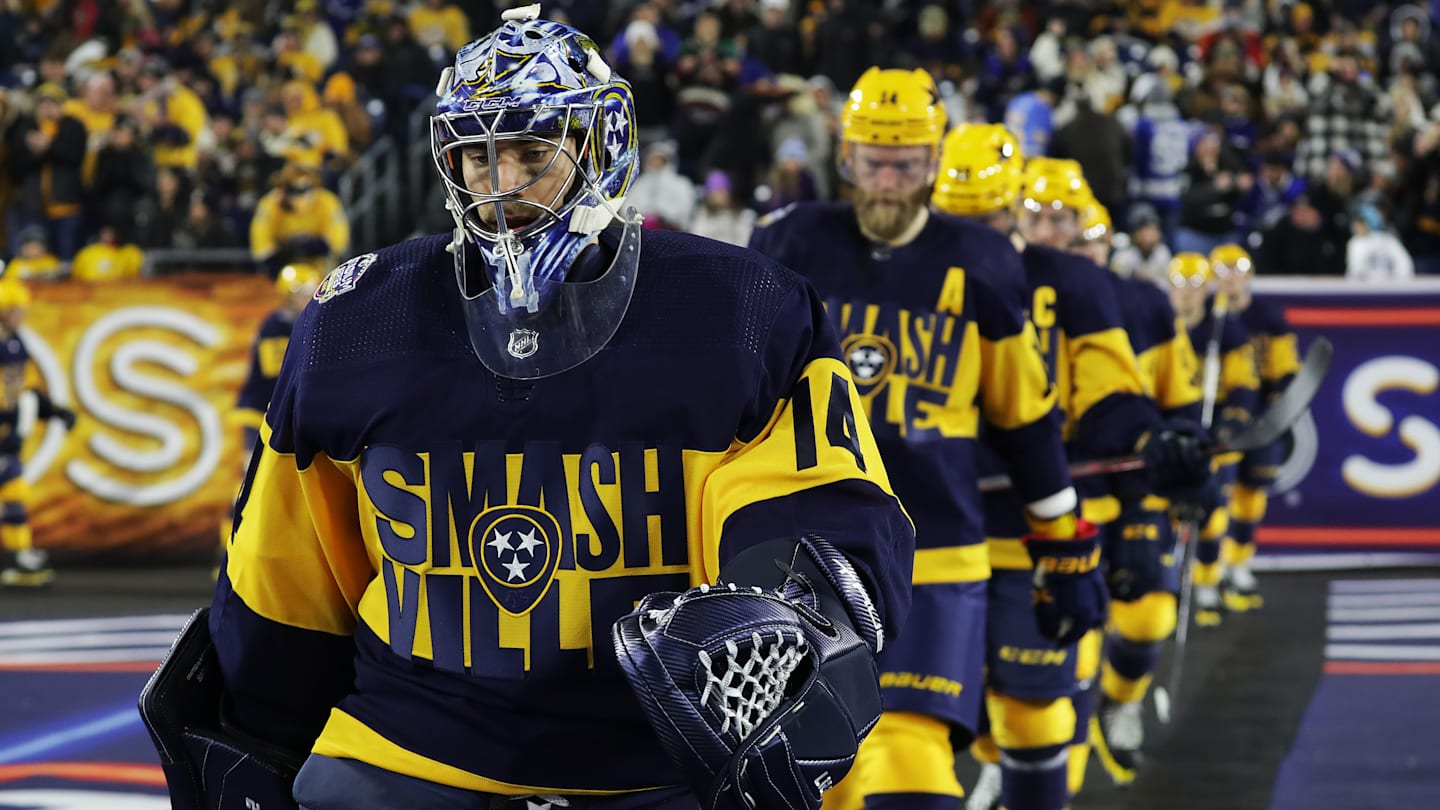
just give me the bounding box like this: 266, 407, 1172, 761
612, 536, 884, 810
138, 608, 305, 810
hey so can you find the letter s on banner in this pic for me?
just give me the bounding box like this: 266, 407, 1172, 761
1341, 356, 1440, 499
67, 307, 223, 506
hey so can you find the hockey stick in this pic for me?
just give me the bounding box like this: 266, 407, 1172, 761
975, 337, 1333, 493
1159, 292, 1232, 720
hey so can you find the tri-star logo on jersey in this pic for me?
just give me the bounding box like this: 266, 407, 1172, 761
841, 333, 897, 396
471, 505, 562, 616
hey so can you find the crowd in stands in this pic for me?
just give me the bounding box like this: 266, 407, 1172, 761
2, 0, 1439, 282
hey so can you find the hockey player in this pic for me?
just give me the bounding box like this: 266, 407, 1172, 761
1078, 198, 1203, 787
932, 134, 1201, 810
219, 263, 324, 567
154, 10, 916, 810
0, 279, 75, 587
234, 263, 325, 455
1166, 253, 1260, 627
751, 76, 1126, 810
1209, 243, 1299, 611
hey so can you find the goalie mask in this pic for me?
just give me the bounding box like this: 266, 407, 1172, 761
433, 5, 639, 379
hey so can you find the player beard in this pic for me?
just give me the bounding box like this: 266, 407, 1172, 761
854, 186, 930, 243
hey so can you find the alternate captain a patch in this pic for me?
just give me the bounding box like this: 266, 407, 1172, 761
315, 253, 378, 303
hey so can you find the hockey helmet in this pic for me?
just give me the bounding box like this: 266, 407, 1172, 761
275, 262, 324, 297
1080, 198, 1113, 243
1208, 243, 1253, 277
932, 123, 1024, 217
432, 3, 641, 379
0, 280, 31, 311
839, 67, 946, 185
1168, 253, 1213, 289
1021, 158, 1092, 214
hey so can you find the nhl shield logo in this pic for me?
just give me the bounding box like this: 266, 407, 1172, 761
470, 505, 563, 616
840, 333, 897, 397
507, 328, 539, 359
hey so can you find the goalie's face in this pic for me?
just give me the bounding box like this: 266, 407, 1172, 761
460, 136, 580, 232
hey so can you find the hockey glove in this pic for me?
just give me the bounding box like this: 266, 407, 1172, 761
612, 536, 884, 810
1138, 419, 1211, 498
1101, 505, 1169, 602
1024, 520, 1107, 646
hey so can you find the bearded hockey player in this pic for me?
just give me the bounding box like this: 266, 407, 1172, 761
0, 279, 75, 587
1209, 243, 1298, 612
1077, 198, 1203, 787
1167, 253, 1260, 628
932, 131, 1205, 810
143, 8, 915, 810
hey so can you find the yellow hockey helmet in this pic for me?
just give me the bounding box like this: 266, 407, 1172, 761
0, 280, 32, 310
1021, 157, 1092, 213
1079, 198, 1113, 242
932, 123, 1024, 216
1167, 253, 1213, 289
1208, 243, 1253, 277
840, 67, 947, 147
276, 262, 324, 296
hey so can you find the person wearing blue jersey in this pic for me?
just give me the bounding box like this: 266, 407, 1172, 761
146, 8, 916, 810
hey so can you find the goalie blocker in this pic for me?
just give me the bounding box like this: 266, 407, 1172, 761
138, 608, 305, 810
613, 535, 887, 810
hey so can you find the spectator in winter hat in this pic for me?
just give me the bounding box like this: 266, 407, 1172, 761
1347, 202, 1414, 280
690, 170, 756, 247
756, 135, 818, 215
626, 141, 697, 230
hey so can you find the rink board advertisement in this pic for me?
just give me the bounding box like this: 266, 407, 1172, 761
20, 274, 278, 559
1252, 279, 1440, 552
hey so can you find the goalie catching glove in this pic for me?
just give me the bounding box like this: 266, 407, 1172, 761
612, 535, 885, 810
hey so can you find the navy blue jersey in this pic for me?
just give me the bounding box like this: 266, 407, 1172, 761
1236, 297, 1299, 403
750, 203, 1070, 583
1188, 298, 1260, 433
236, 310, 298, 417
0, 332, 30, 456
1112, 275, 1202, 422
215, 230, 915, 793
981, 246, 1156, 557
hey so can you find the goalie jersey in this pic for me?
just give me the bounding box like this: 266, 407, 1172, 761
982, 245, 1156, 562
213, 229, 915, 794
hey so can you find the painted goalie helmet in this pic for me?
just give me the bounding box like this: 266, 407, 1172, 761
432, 4, 640, 379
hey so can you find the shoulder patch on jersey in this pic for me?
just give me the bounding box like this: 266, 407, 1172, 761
756, 203, 796, 228
315, 253, 378, 303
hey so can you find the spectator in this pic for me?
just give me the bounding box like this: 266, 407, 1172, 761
249, 163, 348, 273
606, 3, 682, 66
754, 135, 817, 214
1004, 76, 1066, 158
1121, 74, 1190, 244
974, 26, 1032, 118
0, 89, 16, 254
673, 12, 742, 173
1294, 48, 1389, 181
626, 141, 695, 231
1255, 192, 1346, 276
1111, 204, 1173, 284
133, 56, 209, 175
321, 73, 372, 155
5, 227, 60, 280
137, 167, 189, 249
1050, 96, 1130, 222
1085, 36, 1128, 113
62, 71, 118, 185
89, 115, 153, 244
407, 0, 470, 58
70, 225, 144, 283
1176, 125, 1251, 255
805, 0, 881, 94
614, 19, 676, 149
173, 190, 241, 250
278, 80, 350, 172
1250, 149, 1307, 231
295, 1, 340, 73
689, 170, 755, 246
748, 0, 803, 78
1347, 203, 1415, 280
7, 83, 86, 260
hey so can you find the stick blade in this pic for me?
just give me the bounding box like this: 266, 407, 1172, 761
1226, 336, 1332, 453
